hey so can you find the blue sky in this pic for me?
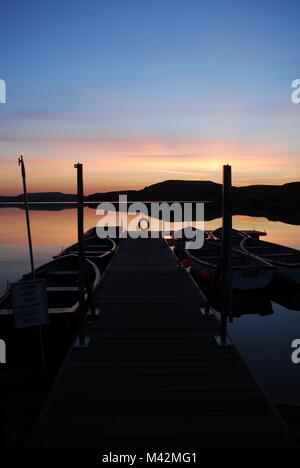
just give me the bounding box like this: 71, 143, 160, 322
0, 0, 300, 193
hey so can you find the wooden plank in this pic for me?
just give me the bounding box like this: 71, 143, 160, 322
28, 238, 297, 448
33, 434, 291, 448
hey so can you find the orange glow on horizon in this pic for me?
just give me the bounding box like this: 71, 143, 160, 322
1, 137, 299, 195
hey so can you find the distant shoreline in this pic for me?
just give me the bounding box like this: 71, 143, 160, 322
1, 201, 300, 226
1, 179, 299, 205
0, 179, 299, 228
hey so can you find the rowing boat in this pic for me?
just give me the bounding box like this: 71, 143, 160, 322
171, 228, 208, 261
0, 254, 101, 316
210, 227, 248, 244
240, 237, 300, 285
186, 239, 274, 290
55, 234, 116, 262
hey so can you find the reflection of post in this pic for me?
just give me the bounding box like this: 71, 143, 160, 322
217, 165, 233, 346
18, 155, 47, 374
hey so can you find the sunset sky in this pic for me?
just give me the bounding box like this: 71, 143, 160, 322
1, 0, 300, 195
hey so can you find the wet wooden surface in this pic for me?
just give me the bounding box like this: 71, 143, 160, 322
29, 238, 296, 448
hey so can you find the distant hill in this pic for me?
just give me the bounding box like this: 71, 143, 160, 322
89, 179, 300, 207
0, 192, 79, 202
1, 181, 300, 207
234, 182, 300, 207
88, 180, 222, 202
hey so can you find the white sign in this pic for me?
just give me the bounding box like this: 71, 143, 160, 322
0, 339, 6, 363
11, 280, 49, 329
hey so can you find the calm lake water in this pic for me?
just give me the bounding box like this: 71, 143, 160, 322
0, 206, 299, 404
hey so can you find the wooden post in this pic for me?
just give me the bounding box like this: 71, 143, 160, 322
18, 156, 47, 374
216, 164, 233, 346
75, 163, 85, 328
18, 156, 35, 274
74, 163, 90, 348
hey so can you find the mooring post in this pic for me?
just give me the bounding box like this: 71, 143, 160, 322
18, 156, 47, 375
216, 164, 233, 346
19, 156, 35, 274
74, 163, 90, 348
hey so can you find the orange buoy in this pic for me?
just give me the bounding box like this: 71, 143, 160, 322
201, 267, 213, 281
182, 257, 192, 268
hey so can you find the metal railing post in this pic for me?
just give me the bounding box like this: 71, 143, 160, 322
216, 164, 233, 346
74, 163, 90, 348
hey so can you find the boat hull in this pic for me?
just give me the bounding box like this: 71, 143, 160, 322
275, 264, 300, 284
0, 255, 101, 316
56, 236, 116, 262
190, 258, 274, 290
240, 237, 300, 285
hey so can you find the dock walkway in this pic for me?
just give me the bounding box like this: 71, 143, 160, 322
30, 238, 296, 448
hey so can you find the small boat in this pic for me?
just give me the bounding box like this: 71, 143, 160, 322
0, 254, 101, 316
210, 227, 249, 244
208, 227, 267, 241
186, 239, 274, 290
55, 234, 116, 262
171, 228, 209, 259
240, 237, 300, 285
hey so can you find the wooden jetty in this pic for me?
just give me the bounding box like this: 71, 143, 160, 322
29, 238, 296, 448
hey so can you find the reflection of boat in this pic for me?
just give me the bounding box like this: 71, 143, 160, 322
0, 254, 101, 315
232, 290, 274, 317
207, 288, 274, 317
55, 235, 116, 262
269, 280, 300, 311
186, 240, 274, 290
241, 237, 300, 285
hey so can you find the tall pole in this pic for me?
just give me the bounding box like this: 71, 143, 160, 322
74, 163, 86, 345
220, 164, 233, 345
18, 156, 35, 276
18, 156, 46, 375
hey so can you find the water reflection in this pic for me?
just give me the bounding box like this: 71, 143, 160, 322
1, 206, 300, 291
229, 301, 300, 404
0, 207, 300, 403
193, 273, 300, 403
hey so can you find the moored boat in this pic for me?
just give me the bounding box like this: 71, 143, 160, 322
186, 240, 274, 290
210, 227, 249, 244
210, 227, 266, 241
171, 228, 208, 260
240, 237, 300, 285
55, 234, 116, 262
0, 254, 101, 316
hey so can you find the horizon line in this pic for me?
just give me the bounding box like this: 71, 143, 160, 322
1, 178, 300, 198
